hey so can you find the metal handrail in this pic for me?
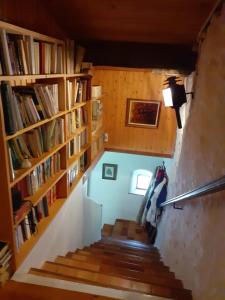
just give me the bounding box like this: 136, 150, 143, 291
161, 175, 225, 207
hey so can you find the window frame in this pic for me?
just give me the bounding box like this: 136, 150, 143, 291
129, 169, 152, 196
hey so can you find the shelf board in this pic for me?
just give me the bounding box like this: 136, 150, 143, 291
10, 143, 66, 187
0, 20, 64, 44
67, 102, 87, 112
67, 143, 90, 168
15, 198, 67, 267
5, 111, 67, 141
24, 170, 66, 206
65, 73, 90, 78
0, 73, 90, 81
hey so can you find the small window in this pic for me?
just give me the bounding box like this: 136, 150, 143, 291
129, 169, 152, 196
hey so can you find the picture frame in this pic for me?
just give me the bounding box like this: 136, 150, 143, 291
125, 98, 161, 128
102, 163, 118, 180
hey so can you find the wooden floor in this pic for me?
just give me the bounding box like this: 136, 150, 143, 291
0, 219, 192, 300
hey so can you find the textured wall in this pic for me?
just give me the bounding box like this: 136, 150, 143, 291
92, 68, 177, 157
156, 13, 225, 300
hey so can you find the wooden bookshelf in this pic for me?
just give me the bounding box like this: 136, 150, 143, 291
0, 20, 104, 272
90, 88, 104, 161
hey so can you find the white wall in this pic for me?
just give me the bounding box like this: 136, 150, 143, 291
88, 151, 173, 225
82, 179, 102, 246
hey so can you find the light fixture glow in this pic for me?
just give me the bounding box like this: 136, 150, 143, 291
162, 88, 173, 107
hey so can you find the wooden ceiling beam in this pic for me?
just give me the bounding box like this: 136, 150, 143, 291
83, 41, 197, 73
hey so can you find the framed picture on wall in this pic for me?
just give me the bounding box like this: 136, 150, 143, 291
125, 98, 161, 128
102, 163, 118, 180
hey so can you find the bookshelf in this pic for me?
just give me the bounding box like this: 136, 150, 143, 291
91, 86, 104, 161
0, 20, 103, 272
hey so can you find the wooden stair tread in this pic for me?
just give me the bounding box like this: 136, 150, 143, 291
67, 252, 176, 278
79, 248, 168, 268
29, 266, 192, 300
101, 224, 113, 238
26, 220, 192, 300
101, 236, 153, 250
111, 221, 124, 237
92, 242, 160, 257
84, 245, 159, 257
75, 250, 170, 272
51, 259, 183, 289
87, 245, 160, 260
0, 280, 118, 300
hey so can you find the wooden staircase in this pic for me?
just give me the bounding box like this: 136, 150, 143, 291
1, 219, 192, 300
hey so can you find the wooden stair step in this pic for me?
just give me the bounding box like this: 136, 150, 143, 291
82, 245, 161, 260
0, 280, 119, 300
75, 249, 170, 271
101, 236, 153, 251
89, 244, 160, 259
40, 262, 152, 293
29, 264, 192, 300
55, 256, 100, 272
111, 221, 124, 237
81, 247, 166, 267
93, 242, 160, 258
101, 224, 113, 238
53, 257, 183, 289
127, 221, 137, 240
67, 252, 176, 278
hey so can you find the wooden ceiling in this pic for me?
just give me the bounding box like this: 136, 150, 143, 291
44, 0, 217, 45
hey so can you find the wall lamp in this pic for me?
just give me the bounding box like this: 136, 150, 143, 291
162, 76, 193, 129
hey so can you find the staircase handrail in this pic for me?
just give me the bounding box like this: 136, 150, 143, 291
160, 175, 225, 207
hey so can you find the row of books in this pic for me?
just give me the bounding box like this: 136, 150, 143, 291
67, 77, 91, 109
0, 29, 64, 75
91, 134, 104, 158
66, 39, 75, 74
67, 151, 88, 187
14, 152, 61, 197
13, 186, 57, 225
1, 81, 60, 135
68, 129, 88, 158
66, 108, 88, 137
0, 242, 11, 286
66, 41, 87, 75
14, 189, 58, 252
8, 119, 64, 177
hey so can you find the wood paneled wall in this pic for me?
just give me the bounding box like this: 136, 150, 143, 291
0, 0, 66, 38
92, 67, 177, 157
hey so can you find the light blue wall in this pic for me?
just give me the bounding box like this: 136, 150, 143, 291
88, 151, 173, 225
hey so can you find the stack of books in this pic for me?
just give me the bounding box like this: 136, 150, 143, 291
8, 119, 64, 177
0, 241, 11, 286
14, 152, 61, 198
14, 188, 57, 252
1, 81, 60, 135
66, 77, 91, 110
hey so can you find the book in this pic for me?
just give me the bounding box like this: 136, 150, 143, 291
0, 242, 8, 260
0, 29, 13, 75
74, 46, 85, 73
0, 81, 16, 135
13, 201, 32, 224
0, 250, 12, 268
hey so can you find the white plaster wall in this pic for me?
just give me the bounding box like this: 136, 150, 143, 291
82, 179, 102, 246
156, 12, 225, 300
16, 180, 85, 273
